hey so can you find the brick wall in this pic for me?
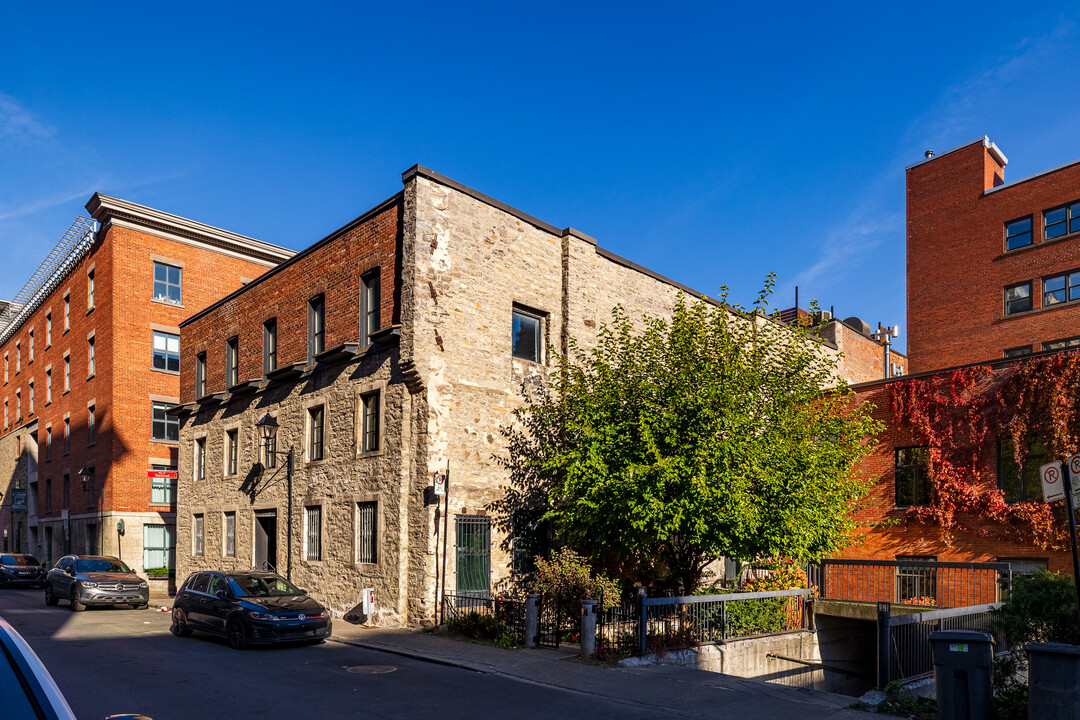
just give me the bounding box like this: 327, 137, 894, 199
179, 198, 400, 403
908, 139, 1080, 371
0, 208, 285, 568
840, 378, 1072, 574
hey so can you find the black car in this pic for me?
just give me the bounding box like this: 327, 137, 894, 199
0, 554, 47, 588
171, 571, 331, 649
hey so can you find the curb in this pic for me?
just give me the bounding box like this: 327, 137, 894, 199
328, 636, 491, 674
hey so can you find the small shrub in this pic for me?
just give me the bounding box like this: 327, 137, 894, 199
877, 681, 936, 720
446, 611, 518, 644
532, 548, 620, 632
144, 567, 174, 579
990, 571, 1080, 720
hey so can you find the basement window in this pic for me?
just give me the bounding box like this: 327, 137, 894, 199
1003, 346, 1032, 359
1044, 336, 1080, 352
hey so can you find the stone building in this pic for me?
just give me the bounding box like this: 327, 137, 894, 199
0, 198, 291, 578
173, 165, 902, 626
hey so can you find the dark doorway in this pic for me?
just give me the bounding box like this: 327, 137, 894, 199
254, 511, 277, 573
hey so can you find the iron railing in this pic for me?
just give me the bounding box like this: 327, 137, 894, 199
595, 593, 639, 656
877, 601, 1001, 685
819, 559, 1010, 608
641, 588, 811, 653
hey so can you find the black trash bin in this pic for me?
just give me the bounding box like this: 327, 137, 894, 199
1025, 642, 1080, 720
929, 629, 994, 720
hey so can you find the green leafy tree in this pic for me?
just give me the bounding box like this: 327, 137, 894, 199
492, 281, 881, 591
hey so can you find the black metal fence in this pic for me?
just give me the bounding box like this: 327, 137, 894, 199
441, 593, 526, 642
595, 593, 639, 656
876, 601, 1001, 686
819, 559, 1010, 608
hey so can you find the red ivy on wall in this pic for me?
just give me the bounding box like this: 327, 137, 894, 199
890, 353, 1080, 549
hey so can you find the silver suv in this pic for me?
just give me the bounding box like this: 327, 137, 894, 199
45, 555, 150, 611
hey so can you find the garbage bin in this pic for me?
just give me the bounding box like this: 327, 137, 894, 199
929, 629, 994, 720
1025, 642, 1080, 720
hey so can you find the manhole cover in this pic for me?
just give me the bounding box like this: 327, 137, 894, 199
346, 665, 397, 675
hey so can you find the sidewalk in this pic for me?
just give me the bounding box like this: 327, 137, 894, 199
330, 623, 869, 719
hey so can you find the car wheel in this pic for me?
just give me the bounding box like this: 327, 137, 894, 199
226, 617, 247, 650
70, 589, 85, 612
44, 584, 58, 606
170, 609, 193, 637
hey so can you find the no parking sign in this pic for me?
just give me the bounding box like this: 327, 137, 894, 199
1041, 461, 1066, 503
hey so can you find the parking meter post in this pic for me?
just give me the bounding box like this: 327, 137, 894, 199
1061, 463, 1080, 629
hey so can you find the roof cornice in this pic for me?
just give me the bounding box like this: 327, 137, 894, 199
86, 193, 294, 267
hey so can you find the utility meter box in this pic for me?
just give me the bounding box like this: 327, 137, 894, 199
929, 629, 994, 720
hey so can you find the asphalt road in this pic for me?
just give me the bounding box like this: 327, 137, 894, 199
0, 588, 665, 720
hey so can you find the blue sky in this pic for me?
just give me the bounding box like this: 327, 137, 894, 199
3, 2, 1080, 353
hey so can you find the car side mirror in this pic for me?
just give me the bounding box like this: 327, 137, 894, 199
216, 590, 228, 600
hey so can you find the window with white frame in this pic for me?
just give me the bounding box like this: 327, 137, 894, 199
45, 427, 51, 461
150, 464, 176, 504
151, 402, 178, 442
87, 269, 95, 309
64, 355, 70, 392
64, 418, 70, 454
361, 270, 380, 346
308, 295, 325, 359
361, 391, 380, 453
263, 319, 277, 375
304, 506, 322, 561
87, 336, 95, 377
226, 336, 239, 387
45, 369, 51, 404
308, 406, 324, 461
153, 331, 180, 372
45, 313, 51, 346
193, 514, 204, 556
356, 501, 377, 564
63, 294, 70, 331
196, 353, 206, 397
87, 405, 95, 445
226, 429, 238, 475
223, 511, 236, 558
195, 437, 206, 482
28, 381, 33, 415
28, 330, 33, 362
143, 524, 174, 570
153, 262, 182, 305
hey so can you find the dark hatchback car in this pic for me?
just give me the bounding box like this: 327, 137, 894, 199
44, 555, 150, 611
0, 554, 47, 588
171, 571, 331, 649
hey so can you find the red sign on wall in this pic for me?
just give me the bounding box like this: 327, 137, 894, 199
147, 470, 178, 480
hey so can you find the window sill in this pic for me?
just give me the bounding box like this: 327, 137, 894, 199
305, 458, 329, 468
997, 297, 1080, 324
151, 440, 180, 446
87, 374, 95, 381
62, 390, 70, 396
87, 441, 95, 447
149, 503, 176, 509
86, 306, 94, 315
151, 299, 185, 310
151, 368, 181, 376
998, 229, 1080, 259
357, 448, 384, 459
354, 562, 380, 571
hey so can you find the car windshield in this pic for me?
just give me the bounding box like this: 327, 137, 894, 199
2, 555, 40, 567
229, 574, 302, 597
76, 558, 131, 574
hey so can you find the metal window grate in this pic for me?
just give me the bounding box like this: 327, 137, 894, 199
305, 506, 322, 561
455, 515, 491, 597
356, 502, 377, 563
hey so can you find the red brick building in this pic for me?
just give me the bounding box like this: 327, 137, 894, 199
0, 197, 291, 576
836, 138, 1080, 594
907, 137, 1080, 372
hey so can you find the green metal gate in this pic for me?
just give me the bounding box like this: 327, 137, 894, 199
455, 515, 491, 598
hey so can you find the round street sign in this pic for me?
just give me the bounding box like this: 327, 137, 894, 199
1041, 461, 1066, 503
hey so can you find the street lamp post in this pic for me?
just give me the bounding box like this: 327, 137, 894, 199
256, 414, 294, 581
77, 466, 102, 555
